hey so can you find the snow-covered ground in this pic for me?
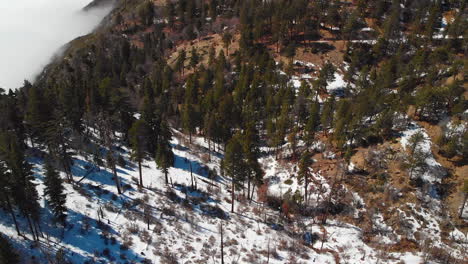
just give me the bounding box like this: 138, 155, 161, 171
1, 127, 465, 263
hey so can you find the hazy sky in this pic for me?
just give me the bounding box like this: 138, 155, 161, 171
0, 0, 112, 90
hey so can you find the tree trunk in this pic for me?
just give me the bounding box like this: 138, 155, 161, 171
247, 173, 251, 201
34, 221, 43, 238
61, 143, 73, 182
267, 238, 270, 264
459, 193, 467, 218
113, 165, 122, 194
3, 193, 20, 236
26, 215, 37, 241
220, 222, 225, 264
231, 177, 235, 213
190, 162, 194, 189
165, 169, 169, 185
242, 179, 245, 197
208, 139, 211, 161
250, 184, 256, 203
138, 160, 143, 187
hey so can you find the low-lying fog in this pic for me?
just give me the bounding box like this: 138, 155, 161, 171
0, 0, 112, 90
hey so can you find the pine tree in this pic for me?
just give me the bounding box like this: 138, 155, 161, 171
139, 0, 155, 26
5, 136, 41, 240
275, 102, 290, 157
224, 134, 247, 213
208, 0, 218, 20
305, 101, 320, 145
155, 120, 175, 185
298, 150, 313, 204
164, 0, 176, 27
45, 111, 74, 182
326, 1, 341, 31
405, 131, 428, 179
141, 96, 160, 155
96, 113, 122, 195
242, 124, 263, 200
382, 0, 400, 40
25, 84, 48, 146
213, 65, 225, 102
0, 160, 20, 236
189, 47, 199, 69
342, 10, 361, 40
321, 96, 335, 134
175, 50, 187, 76
44, 162, 67, 226
222, 32, 233, 55
207, 45, 216, 66
129, 120, 148, 187
333, 99, 352, 148
203, 112, 216, 160
182, 103, 196, 143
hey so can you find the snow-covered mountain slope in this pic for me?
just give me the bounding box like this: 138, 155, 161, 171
0, 128, 466, 264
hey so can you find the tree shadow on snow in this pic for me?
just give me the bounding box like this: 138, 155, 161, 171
71, 159, 131, 188
59, 209, 142, 263
173, 154, 226, 184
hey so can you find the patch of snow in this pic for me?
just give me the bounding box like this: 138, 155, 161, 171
399, 123, 446, 183
326, 72, 346, 92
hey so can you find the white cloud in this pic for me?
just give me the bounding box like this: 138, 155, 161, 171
0, 0, 112, 90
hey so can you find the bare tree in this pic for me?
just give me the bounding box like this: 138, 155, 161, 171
459, 180, 468, 218
99, 113, 122, 194
219, 222, 225, 264
321, 160, 346, 224
143, 203, 153, 230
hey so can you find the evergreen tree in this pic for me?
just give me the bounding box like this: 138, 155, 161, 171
321, 96, 335, 134
298, 150, 313, 204
175, 50, 187, 76
129, 120, 148, 187
164, 0, 176, 27
99, 114, 122, 195
5, 136, 41, 241
141, 96, 160, 155
189, 47, 199, 69
224, 134, 247, 213
242, 124, 263, 200
25, 84, 48, 146
155, 120, 175, 185
44, 162, 67, 226
139, 0, 155, 26
182, 103, 197, 143
0, 160, 20, 236
45, 111, 74, 182
305, 101, 320, 145
275, 102, 290, 156
222, 32, 233, 55
203, 112, 216, 160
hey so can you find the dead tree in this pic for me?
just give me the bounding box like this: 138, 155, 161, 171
459, 180, 468, 219
321, 160, 346, 224
99, 113, 122, 194
220, 222, 225, 264
143, 203, 152, 230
